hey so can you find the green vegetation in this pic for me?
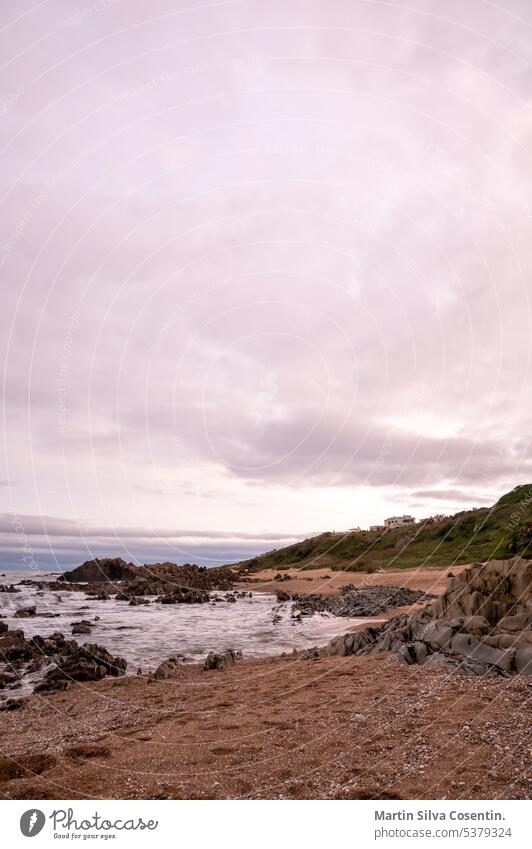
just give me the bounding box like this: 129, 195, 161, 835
236, 484, 532, 573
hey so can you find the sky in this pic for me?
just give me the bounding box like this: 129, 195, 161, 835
1, 0, 532, 571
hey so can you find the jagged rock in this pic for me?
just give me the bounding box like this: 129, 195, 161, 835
0, 629, 35, 663
149, 656, 183, 680
59, 557, 139, 583
299, 646, 320, 661
34, 642, 126, 693
394, 644, 415, 665
276, 590, 291, 602
413, 641, 428, 665
467, 642, 515, 672
71, 620, 92, 635
325, 557, 532, 677
0, 671, 19, 688
291, 585, 433, 618
59, 558, 234, 591
498, 613, 531, 632
515, 648, 532, 674
14, 606, 36, 618
158, 588, 209, 604
29, 632, 67, 654
203, 649, 242, 670
0, 584, 19, 593
0, 697, 24, 711
450, 632, 479, 656
417, 621, 455, 651
462, 615, 491, 636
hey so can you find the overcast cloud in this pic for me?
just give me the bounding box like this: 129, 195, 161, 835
1, 0, 532, 570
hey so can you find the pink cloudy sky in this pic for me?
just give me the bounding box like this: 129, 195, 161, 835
1, 0, 532, 569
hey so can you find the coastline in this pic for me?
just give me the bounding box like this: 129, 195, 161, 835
1, 561, 530, 801
1, 651, 529, 800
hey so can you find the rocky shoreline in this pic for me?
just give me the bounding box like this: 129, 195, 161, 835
279, 585, 434, 618
0, 557, 529, 713
0, 556, 530, 799
324, 557, 532, 678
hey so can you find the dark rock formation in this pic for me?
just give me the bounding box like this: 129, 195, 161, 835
0, 629, 35, 662
14, 606, 36, 618
71, 620, 92, 635
325, 557, 532, 677
157, 587, 209, 604
287, 585, 433, 618
0, 625, 126, 701
203, 649, 242, 670
0, 697, 24, 711
149, 656, 183, 680
299, 646, 320, 660
34, 641, 127, 693
59, 557, 139, 583
58, 558, 235, 592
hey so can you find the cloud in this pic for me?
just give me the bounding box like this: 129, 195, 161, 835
1, 0, 532, 562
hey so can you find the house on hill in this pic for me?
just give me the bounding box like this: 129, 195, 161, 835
383, 515, 415, 530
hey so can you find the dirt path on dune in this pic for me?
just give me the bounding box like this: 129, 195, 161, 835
0, 651, 529, 801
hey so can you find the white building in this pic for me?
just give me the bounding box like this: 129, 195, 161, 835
383, 515, 415, 530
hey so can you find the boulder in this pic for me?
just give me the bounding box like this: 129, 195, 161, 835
299, 646, 320, 661
71, 621, 92, 635
393, 643, 415, 665
14, 606, 36, 618
498, 613, 531, 632
468, 642, 515, 672
418, 621, 455, 651
276, 590, 291, 602
158, 588, 209, 605
515, 648, 532, 675
450, 632, 480, 656
150, 656, 183, 680
0, 697, 24, 711
0, 629, 35, 663
424, 652, 456, 670
462, 615, 491, 636
413, 641, 428, 665
203, 649, 242, 671
34, 642, 126, 693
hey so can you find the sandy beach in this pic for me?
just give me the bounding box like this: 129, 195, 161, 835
1, 563, 530, 801
238, 564, 469, 593
1, 651, 529, 801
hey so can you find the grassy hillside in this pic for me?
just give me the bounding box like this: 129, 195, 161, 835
236, 484, 532, 573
